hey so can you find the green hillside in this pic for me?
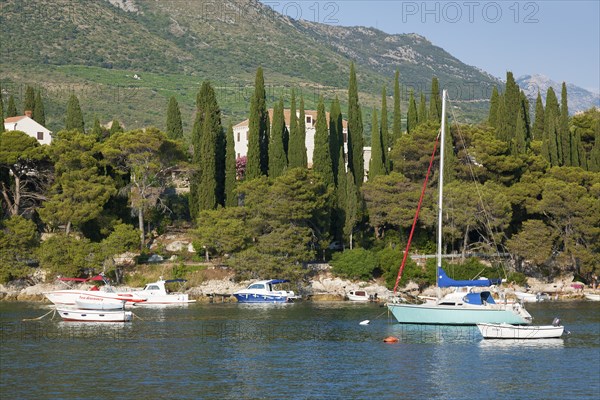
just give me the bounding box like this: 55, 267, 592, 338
0, 0, 499, 134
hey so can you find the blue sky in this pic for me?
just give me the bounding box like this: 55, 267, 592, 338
262, 1, 600, 92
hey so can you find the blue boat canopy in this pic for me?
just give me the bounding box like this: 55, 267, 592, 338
463, 291, 497, 305
267, 279, 290, 285
438, 267, 502, 288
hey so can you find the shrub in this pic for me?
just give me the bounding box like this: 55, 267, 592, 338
330, 248, 378, 281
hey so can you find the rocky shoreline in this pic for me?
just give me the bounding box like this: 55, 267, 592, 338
0, 273, 596, 303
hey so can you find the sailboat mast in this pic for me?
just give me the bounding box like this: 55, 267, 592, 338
437, 90, 447, 290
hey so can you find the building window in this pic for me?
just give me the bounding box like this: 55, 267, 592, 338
237, 132, 240, 142
306, 116, 312, 124
37, 132, 44, 140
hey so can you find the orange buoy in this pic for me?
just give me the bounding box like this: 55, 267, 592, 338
383, 336, 399, 343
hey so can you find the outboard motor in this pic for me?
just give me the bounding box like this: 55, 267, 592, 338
552, 317, 561, 326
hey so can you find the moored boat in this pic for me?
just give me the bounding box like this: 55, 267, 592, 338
44, 275, 146, 306
234, 279, 298, 303
56, 307, 133, 323
477, 320, 565, 339
584, 293, 600, 301
132, 278, 196, 305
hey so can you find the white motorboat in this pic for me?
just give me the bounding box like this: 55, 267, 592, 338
45, 275, 146, 306
477, 319, 565, 339
514, 291, 550, 303
56, 307, 133, 322
347, 290, 377, 302
132, 278, 196, 305
584, 293, 600, 301
234, 279, 298, 303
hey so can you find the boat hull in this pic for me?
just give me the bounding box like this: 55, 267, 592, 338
387, 303, 532, 325
584, 293, 600, 301
56, 308, 133, 322
477, 323, 564, 339
45, 290, 143, 306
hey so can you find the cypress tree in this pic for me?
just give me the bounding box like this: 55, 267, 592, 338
532, 91, 545, 140
254, 67, 270, 175
33, 91, 45, 126
24, 86, 35, 114
0, 86, 4, 134
65, 94, 85, 133
504, 71, 520, 141
91, 117, 103, 139
406, 90, 417, 134
543, 87, 560, 166
369, 108, 386, 179
225, 123, 237, 207
495, 95, 510, 142
418, 92, 427, 125
198, 109, 217, 210
392, 70, 402, 146
488, 86, 500, 128
513, 107, 528, 155
287, 90, 301, 168
589, 128, 600, 172
246, 95, 262, 180
347, 62, 364, 187
334, 150, 348, 241
7, 95, 17, 117
298, 96, 308, 168
380, 86, 389, 171
166, 96, 183, 140
312, 96, 334, 187
269, 99, 287, 178
110, 119, 123, 135
428, 77, 442, 122
559, 82, 571, 166
329, 97, 342, 184
571, 130, 582, 168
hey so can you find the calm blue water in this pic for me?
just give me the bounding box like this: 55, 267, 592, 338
1, 301, 599, 400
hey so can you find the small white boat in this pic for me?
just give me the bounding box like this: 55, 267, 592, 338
514, 291, 550, 303
132, 278, 196, 305
584, 293, 600, 301
347, 290, 377, 302
56, 307, 133, 322
477, 319, 564, 339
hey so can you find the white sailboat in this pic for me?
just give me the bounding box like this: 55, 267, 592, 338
387, 90, 532, 325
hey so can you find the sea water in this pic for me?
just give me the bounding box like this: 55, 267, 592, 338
1, 301, 598, 399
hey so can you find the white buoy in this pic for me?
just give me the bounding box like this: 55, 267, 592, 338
359, 320, 370, 325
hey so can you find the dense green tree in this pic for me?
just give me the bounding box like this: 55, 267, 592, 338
334, 150, 347, 240
488, 86, 500, 128
109, 119, 123, 135
504, 71, 521, 139
329, 97, 343, 184
65, 94, 85, 133
194, 207, 251, 257
542, 87, 560, 166
532, 91, 545, 140
198, 110, 218, 210
418, 92, 427, 125
428, 77, 442, 122
0, 87, 4, 134
0, 130, 50, 216
38, 234, 100, 278
392, 70, 402, 145
298, 96, 308, 167
288, 92, 307, 169
225, 123, 237, 207
513, 107, 528, 155
6, 95, 17, 117
166, 96, 183, 140
246, 69, 270, 178
347, 62, 364, 187
23, 86, 35, 114
406, 90, 417, 134
495, 95, 509, 142
368, 109, 386, 179
269, 99, 287, 178
0, 216, 39, 283
380, 86, 389, 171
33, 91, 45, 126
103, 128, 186, 249
312, 97, 334, 187
90, 117, 103, 139
331, 248, 378, 281
559, 82, 571, 166
344, 170, 359, 248
507, 219, 557, 268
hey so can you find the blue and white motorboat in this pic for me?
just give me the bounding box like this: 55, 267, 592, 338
233, 279, 298, 303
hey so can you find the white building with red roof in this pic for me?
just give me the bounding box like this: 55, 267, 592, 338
3, 111, 53, 145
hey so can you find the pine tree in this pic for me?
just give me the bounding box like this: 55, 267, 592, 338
406, 90, 417, 134
532, 92, 545, 140
166, 96, 183, 140
369, 108, 386, 179
225, 123, 237, 207
392, 70, 402, 146
559, 82, 571, 166
269, 99, 287, 178
418, 92, 427, 124
347, 63, 364, 187
6, 95, 17, 117
312, 96, 334, 187
488, 86, 500, 128
428, 77, 442, 122
65, 94, 85, 133
543, 87, 560, 166
24, 86, 35, 115
380, 86, 389, 171
329, 97, 342, 185
33, 91, 45, 126
110, 119, 123, 135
